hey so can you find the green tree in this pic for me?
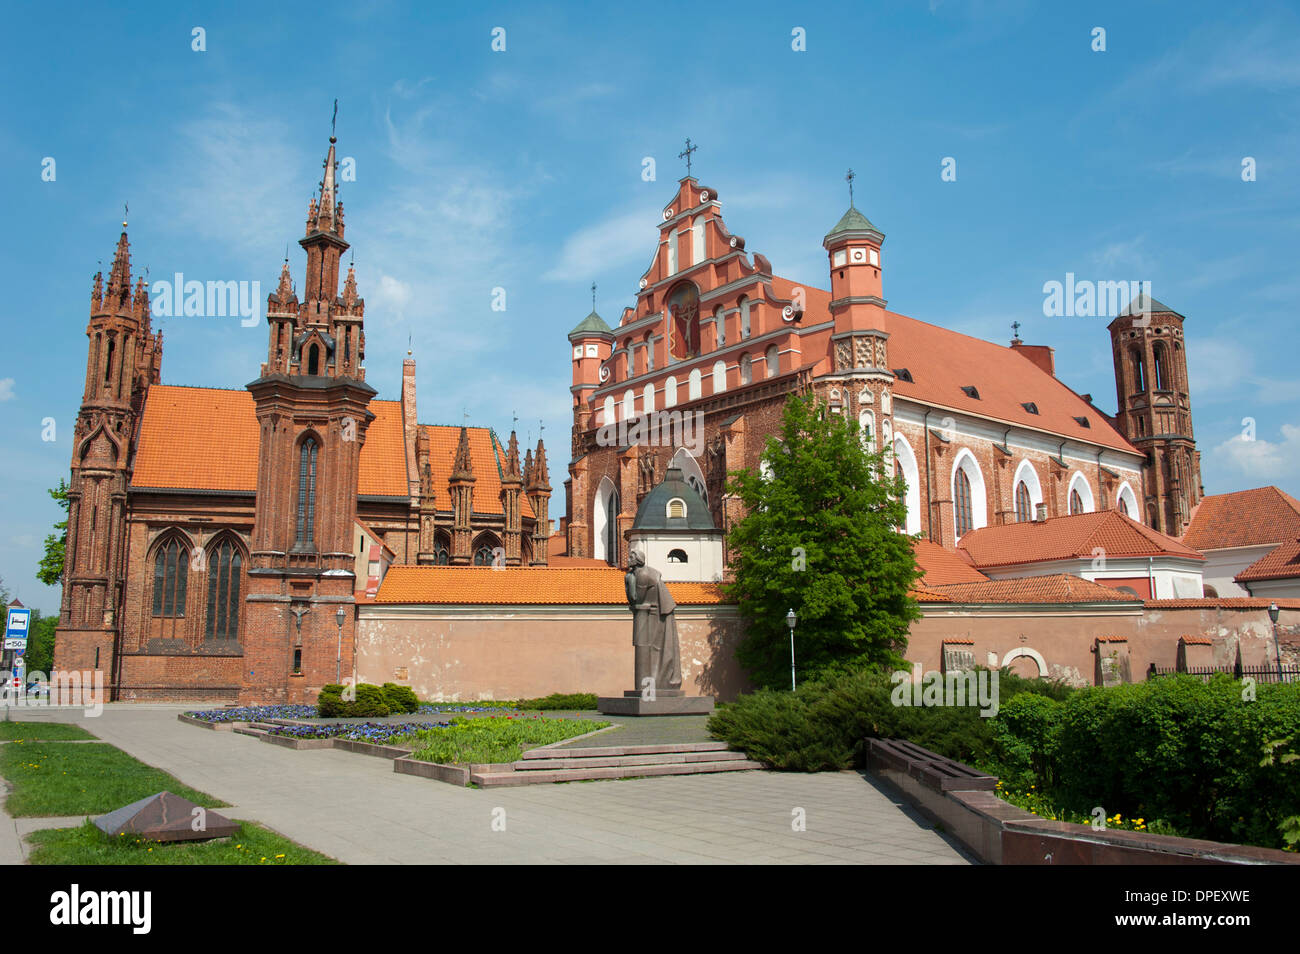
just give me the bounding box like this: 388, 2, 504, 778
724, 393, 921, 688
37, 480, 69, 587
23, 611, 57, 677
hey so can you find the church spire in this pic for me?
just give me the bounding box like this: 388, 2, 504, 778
106, 227, 132, 304
451, 426, 475, 480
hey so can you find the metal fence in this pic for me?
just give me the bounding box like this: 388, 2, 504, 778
1146, 663, 1300, 684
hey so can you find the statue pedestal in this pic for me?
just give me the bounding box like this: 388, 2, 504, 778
597, 692, 715, 716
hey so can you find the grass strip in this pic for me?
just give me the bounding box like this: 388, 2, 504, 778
27, 819, 338, 865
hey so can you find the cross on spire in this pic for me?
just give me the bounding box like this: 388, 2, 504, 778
845, 169, 856, 206
678, 138, 698, 177
591, 282, 597, 311
331, 98, 338, 141
1011, 320, 1022, 342
123, 202, 129, 228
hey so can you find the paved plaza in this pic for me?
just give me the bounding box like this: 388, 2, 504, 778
0, 705, 973, 865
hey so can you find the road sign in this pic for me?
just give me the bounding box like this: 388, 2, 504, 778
4, 607, 30, 651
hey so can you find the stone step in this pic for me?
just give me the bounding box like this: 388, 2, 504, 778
233, 726, 269, 738
520, 740, 731, 760
470, 759, 764, 788
513, 750, 751, 771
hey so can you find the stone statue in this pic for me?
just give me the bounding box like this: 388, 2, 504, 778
625, 550, 682, 695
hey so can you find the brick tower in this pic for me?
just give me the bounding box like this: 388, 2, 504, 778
241, 132, 376, 703
1108, 294, 1202, 536
55, 221, 163, 686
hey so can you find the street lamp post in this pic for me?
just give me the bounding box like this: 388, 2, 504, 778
1268, 601, 1283, 681
336, 606, 346, 683
786, 608, 798, 691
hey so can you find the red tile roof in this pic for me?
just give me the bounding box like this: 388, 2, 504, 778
1144, 598, 1300, 609
131, 386, 530, 515
913, 539, 989, 586
957, 510, 1203, 569
1182, 486, 1300, 551
374, 565, 726, 605
769, 277, 1138, 454
927, 574, 1141, 605
1236, 538, 1300, 583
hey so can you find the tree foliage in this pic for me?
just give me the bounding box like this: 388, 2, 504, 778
37, 480, 69, 587
723, 393, 921, 688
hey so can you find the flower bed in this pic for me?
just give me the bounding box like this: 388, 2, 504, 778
185, 705, 318, 723
263, 721, 449, 744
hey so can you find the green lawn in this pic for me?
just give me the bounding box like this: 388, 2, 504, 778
400, 715, 609, 764
27, 819, 339, 865
0, 721, 97, 741
0, 742, 227, 817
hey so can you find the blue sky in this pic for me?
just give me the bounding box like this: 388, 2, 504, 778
2, 0, 1298, 612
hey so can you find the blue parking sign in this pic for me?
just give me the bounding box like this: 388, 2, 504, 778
5, 607, 30, 650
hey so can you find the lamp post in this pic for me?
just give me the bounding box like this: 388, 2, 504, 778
336, 606, 346, 683
1268, 601, 1283, 681
786, 608, 798, 691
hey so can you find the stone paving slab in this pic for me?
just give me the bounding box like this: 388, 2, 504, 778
0, 706, 974, 865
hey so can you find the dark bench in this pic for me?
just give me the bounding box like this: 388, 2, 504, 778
868, 738, 998, 793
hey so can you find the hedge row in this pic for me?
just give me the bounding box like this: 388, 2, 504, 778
317, 682, 419, 718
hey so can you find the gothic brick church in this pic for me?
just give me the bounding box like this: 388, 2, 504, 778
563, 174, 1204, 567
54, 133, 552, 701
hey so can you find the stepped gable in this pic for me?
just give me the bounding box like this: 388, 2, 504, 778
1182, 486, 1300, 551
956, 510, 1203, 570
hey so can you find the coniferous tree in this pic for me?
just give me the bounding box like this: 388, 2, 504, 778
724, 393, 921, 688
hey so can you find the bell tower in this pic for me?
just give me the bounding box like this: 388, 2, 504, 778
1108, 294, 1202, 536
55, 219, 163, 685
242, 129, 377, 703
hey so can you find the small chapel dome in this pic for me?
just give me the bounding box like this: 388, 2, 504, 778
632, 467, 716, 532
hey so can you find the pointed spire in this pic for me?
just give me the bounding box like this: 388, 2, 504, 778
523, 447, 535, 486
342, 263, 358, 306
91, 270, 103, 311
451, 426, 475, 481
532, 438, 550, 489
275, 260, 295, 305
504, 430, 522, 482
107, 229, 132, 301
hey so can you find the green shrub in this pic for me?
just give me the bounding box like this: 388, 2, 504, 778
316, 682, 391, 718
519, 692, 599, 711
381, 683, 420, 714
989, 692, 1062, 790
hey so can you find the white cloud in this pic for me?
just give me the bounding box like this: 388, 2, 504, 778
1214, 425, 1300, 480
544, 205, 659, 282
0, 378, 13, 401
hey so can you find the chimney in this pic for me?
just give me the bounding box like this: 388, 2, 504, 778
1010, 340, 1056, 377
1035, 503, 1048, 522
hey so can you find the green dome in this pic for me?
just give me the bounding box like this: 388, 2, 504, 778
568, 310, 613, 337
824, 204, 882, 243
632, 467, 717, 532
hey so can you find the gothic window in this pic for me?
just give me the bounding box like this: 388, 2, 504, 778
602, 396, 615, 425
954, 468, 974, 538
623, 389, 636, 420
712, 360, 726, 394
296, 437, 318, 545
307, 344, 320, 375
643, 383, 655, 414
472, 533, 501, 566
103, 336, 115, 389
433, 531, 451, 565
1070, 488, 1084, 514
205, 539, 241, 641
1130, 348, 1146, 392
739, 296, 751, 339
688, 369, 702, 400
740, 353, 752, 385
1015, 481, 1032, 522
766, 345, 778, 378
473, 547, 495, 566
603, 488, 620, 565
1153, 342, 1169, 390
714, 306, 725, 349
1118, 495, 1130, 517
645, 335, 655, 372
664, 376, 678, 407
151, 538, 188, 618
859, 411, 874, 448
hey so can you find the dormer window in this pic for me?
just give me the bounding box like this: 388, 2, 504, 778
1021, 402, 1039, 415
893, 368, 913, 383
667, 548, 688, 563
1073, 416, 1091, 428
961, 386, 980, 400
667, 497, 687, 520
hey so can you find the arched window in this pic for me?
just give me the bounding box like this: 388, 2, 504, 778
1131, 348, 1146, 392
472, 533, 501, 566
670, 447, 709, 503
712, 360, 726, 394
739, 296, 751, 339
643, 383, 655, 413
644, 335, 655, 372
602, 396, 616, 425
954, 467, 974, 538
1153, 342, 1169, 390
433, 531, 451, 565
740, 353, 752, 385
893, 436, 922, 536
594, 477, 620, 565
151, 537, 188, 617
667, 548, 688, 563
664, 376, 678, 407
103, 336, 115, 388
714, 306, 725, 349
859, 411, 875, 448
1067, 472, 1094, 514
205, 539, 241, 641
307, 343, 320, 376
667, 498, 686, 519
688, 369, 702, 400
692, 217, 705, 264
1116, 481, 1138, 519
296, 437, 318, 545
1118, 495, 1130, 517
623, 389, 636, 420
766, 345, 778, 378
1070, 488, 1084, 514
667, 229, 678, 275
1015, 481, 1032, 522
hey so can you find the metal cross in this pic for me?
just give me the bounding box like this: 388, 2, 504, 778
463, 407, 470, 425
845, 169, 856, 205
331, 99, 338, 138
678, 138, 698, 176
591, 282, 597, 310
1012, 320, 1022, 340
123, 202, 129, 228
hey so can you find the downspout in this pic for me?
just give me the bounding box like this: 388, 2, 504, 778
1148, 556, 1155, 600
924, 410, 934, 542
